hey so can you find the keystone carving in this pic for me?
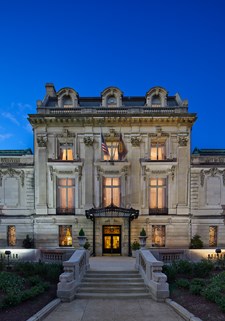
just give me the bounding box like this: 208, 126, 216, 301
131, 136, 141, 147
37, 135, 47, 147
83, 136, 94, 146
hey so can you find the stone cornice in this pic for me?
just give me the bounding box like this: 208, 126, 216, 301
28, 115, 196, 128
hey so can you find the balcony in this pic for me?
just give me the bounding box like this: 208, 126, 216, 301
149, 208, 168, 215
140, 158, 177, 163
56, 207, 75, 215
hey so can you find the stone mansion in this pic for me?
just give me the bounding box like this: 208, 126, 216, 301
0, 84, 225, 256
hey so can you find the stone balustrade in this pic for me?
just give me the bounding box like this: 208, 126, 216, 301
135, 249, 169, 301
57, 249, 90, 302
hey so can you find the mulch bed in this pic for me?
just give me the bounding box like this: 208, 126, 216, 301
0, 284, 57, 321
171, 287, 225, 321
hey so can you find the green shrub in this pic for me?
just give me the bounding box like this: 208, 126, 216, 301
202, 285, 221, 302
190, 278, 206, 295
2, 293, 21, 308
140, 228, 146, 236
22, 234, 34, 248
216, 296, 225, 312
79, 228, 85, 236
175, 278, 190, 289
28, 275, 42, 286
175, 260, 193, 275
192, 260, 214, 278
163, 264, 177, 283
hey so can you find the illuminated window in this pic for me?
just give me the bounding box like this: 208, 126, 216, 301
151, 142, 166, 160
57, 178, 75, 214
151, 95, 161, 107
149, 178, 167, 214
103, 141, 119, 161
209, 226, 217, 247
59, 225, 72, 247
103, 177, 120, 207
152, 225, 165, 247
59, 143, 74, 160
7, 225, 16, 246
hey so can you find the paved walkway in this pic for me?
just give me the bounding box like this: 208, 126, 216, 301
43, 257, 185, 321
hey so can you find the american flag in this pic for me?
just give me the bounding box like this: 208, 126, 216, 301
101, 133, 109, 155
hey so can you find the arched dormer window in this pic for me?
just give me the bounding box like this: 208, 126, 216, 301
101, 87, 123, 107
57, 88, 79, 108
146, 86, 168, 107
62, 95, 73, 108
151, 95, 161, 107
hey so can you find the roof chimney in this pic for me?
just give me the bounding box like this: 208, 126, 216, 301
45, 83, 56, 97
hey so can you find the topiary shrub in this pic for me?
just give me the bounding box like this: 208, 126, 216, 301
140, 228, 146, 236
79, 228, 85, 236
190, 234, 203, 249
22, 234, 34, 248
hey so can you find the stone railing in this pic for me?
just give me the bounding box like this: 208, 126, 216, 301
135, 249, 169, 301
40, 249, 74, 263
37, 106, 188, 115
57, 249, 90, 302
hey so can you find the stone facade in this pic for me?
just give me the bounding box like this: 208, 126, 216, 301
0, 84, 224, 254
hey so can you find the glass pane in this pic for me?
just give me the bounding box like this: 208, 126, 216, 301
158, 178, 165, 186
113, 236, 120, 249
104, 177, 112, 186
67, 187, 75, 208
150, 187, 157, 208
113, 188, 120, 206
158, 146, 165, 160
209, 226, 217, 247
103, 188, 112, 206
104, 236, 111, 249
152, 225, 165, 247
150, 178, 157, 186
112, 177, 120, 186
151, 147, 157, 160
157, 188, 165, 208
67, 149, 73, 160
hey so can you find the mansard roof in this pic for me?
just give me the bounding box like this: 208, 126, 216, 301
0, 149, 33, 156
37, 84, 186, 109
192, 148, 225, 156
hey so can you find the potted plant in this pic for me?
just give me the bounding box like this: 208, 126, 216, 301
77, 228, 87, 248
131, 240, 140, 257
139, 228, 148, 249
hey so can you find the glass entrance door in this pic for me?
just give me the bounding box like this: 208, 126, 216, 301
103, 225, 121, 254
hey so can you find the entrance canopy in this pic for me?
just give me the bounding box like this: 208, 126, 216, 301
85, 204, 139, 220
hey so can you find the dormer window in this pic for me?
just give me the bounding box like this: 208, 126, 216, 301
107, 96, 116, 106
151, 95, 161, 107
63, 95, 73, 108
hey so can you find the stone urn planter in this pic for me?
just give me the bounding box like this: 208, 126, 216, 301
77, 228, 87, 249
139, 228, 148, 249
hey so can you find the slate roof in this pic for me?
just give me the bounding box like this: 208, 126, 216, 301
192, 148, 225, 156
0, 149, 33, 156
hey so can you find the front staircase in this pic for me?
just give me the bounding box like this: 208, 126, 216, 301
75, 270, 151, 299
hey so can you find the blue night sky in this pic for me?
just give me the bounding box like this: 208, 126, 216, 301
0, 0, 225, 151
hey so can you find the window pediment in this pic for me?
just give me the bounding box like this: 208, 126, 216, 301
101, 87, 123, 107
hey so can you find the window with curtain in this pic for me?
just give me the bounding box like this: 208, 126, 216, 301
7, 225, 16, 246
209, 226, 217, 247
150, 141, 166, 160
57, 178, 75, 214
149, 178, 167, 214
103, 177, 120, 207
59, 225, 72, 246
152, 225, 165, 247
59, 143, 74, 160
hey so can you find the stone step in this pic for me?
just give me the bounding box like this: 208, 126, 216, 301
75, 292, 151, 299
76, 269, 150, 299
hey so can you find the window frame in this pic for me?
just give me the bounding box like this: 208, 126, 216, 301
59, 225, 73, 247
57, 177, 75, 214
149, 177, 168, 214
150, 141, 166, 160
102, 177, 121, 207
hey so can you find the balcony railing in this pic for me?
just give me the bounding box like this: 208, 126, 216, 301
56, 207, 75, 215
140, 158, 177, 163
149, 208, 168, 215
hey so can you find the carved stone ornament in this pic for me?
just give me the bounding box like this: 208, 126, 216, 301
170, 165, 176, 181
37, 135, 47, 147
178, 135, 189, 147
58, 129, 75, 138
121, 165, 129, 181
83, 136, 94, 146
97, 166, 103, 181
200, 167, 225, 186
49, 165, 82, 181
105, 129, 120, 140
0, 168, 25, 186
131, 136, 141, 147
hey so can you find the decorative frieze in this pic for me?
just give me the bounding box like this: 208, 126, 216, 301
0, 168, 25, 186
49, 165, 82, 181
200, 167, 225, 186
0, 158, 20, 164
142, 165, 176, 181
